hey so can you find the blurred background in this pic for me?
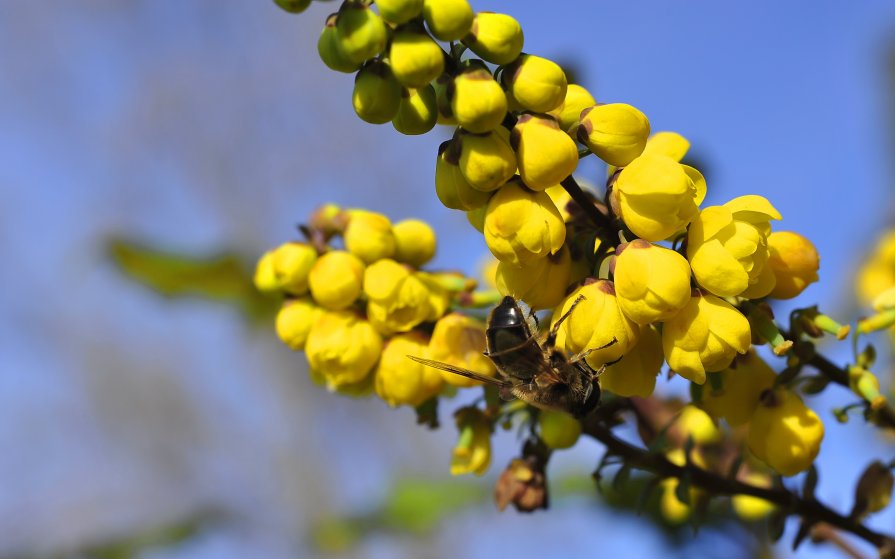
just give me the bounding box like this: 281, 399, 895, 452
3, 1, 895, 557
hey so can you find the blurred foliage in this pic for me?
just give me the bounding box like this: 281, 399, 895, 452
46, 515, 209, 559
107, 238, 279, 325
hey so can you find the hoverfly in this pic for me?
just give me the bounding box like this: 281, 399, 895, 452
408, 295, 610, 418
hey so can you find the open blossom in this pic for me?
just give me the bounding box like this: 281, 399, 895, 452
613, 240, 691, 325
364, 259, 448, 334
484, 178, 565, 265
747, 387, 824, 476
374, 332, 444, 407
305, 310, 383, 389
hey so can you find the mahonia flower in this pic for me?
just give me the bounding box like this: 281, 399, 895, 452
732, 472, 776, 521
613, 240, 692, 325
502, 54, 567, 113
495, 245, 571, 311
461, 12, 524, 65
765, 231, 820, 299
392, 85, 438, 136
375, 0, 423, 25
452, 408, 492, 476
661, 291, 751, 384
388, 27, 444, 88
435, 141, 492, 210
600, 325, 663, 398
550, 83, 596, 133
611, 153, 706, 242
317, 15, 360, 73
484, 179, 565, 265
305, 310, 383, 389
308, 250, 365, 310
450, 65, 508, 133
687, 195, 781, 298
658, 448, 707, 524
352, 60, 402, 124
676, 405, 721, 445
364, 259, 448, 334
747, 387, 824, 476
641, 130, 691, 162
374, 332, 444, 407
275, 297, 321, 350
577, 103, 650, 167
554, 279, 640, 366
857, 230, 895, 305
422, 0, 473, 41
429, 312, 497, 387
538, 409, 581, 450
343, 209, 396, 263
700, 350, 776, 427
275, 0, 310, 14
334, 2, 387, 65
456, 129, 517, 192
254, 241, 317, 295
392, 218, 437, 267
511, 113, 578, 190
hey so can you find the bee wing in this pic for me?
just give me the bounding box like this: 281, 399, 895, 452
406, 355, 510, 388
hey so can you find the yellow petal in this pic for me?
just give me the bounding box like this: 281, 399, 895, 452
643, 131, 690, 162
682, 165, 706, 206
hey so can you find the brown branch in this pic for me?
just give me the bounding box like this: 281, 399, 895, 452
560, 175, 613, 232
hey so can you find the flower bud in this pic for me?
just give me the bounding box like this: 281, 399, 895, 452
578, 103, 650, 167
422, 0, 473, 41
550, 84, 596, 133
495, 246, 571, 311
555, 280, 640, 366
660, 478, 692, 524
364, 259, 447, 333
274, 0, 311, 14
502, 55, 567, 113
375, 0, 423, 25
700, 350, 776, 427
435, 141, 492, 210
275, 297, 321, 350
254, 242, 318, 295
495, 458, 548, 512
613, 240, 691, 325
317, 15, 361, 73
747, 388, 824, 476
511, 114, 578, 190
343, 209, 396, 263
765, 231, 819, 300
431, 74, 457, 125
352, 60, 402, 124
450, 65, 508, 133
456, 129, 517, 192
429, 312, 497, 387
851, 461, 894, 519
732, 472, 776, 521
305, 310, 383, 389
610, 153, 704, 242
452, 408, 492, 476
484, 179, 565, 265
308, 250, 365, 310
857, 230, 895, 305
388, 27, 445, 88
461, 12, 524, 65
335, 2, 387, 65
600, 325, 663, 398
687, 195, 781, 298
392, 85, 438, 136
374, 332, 444, 407
392, 218, 437, 267
538, 410, 581, 450
662, 292, 751, 384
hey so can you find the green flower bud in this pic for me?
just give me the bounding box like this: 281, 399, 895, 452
462, 12, 524, 65
502, 55, 567, 113
335, 1, 387, 65
435, 141, 492, 210
392, 85, 438, 135
422, 0, 474, 41
549, 84, 596, 133
317, 14, 361, 73
375, 0, 423, 25
538, 410, 581, 450
450, 65, 508, 133
456, 129, 517, 192
388, 27, 445, 88
578, 103, 650, 167
352, 60, 402, 124
274, 0, 311, 14
432, 74, 457, 125
511, 113, 578, 190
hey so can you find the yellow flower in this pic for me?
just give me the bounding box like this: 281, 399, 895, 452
484, 179, 565, 265
375, 0, 423, 25
511, 114, 578, 190
451, 408, 492, 476
732, 472, 776, 521
661, 292, 751, 384
502, 54, 567, 113
461, 12, 524, 65
275, 297, 321, 350
308, 250, 365, 310
254, 241, 317, 295
388, 27, 444, 88
374, 332, 444, 407
765, 231, 819, 300
364, 259, 448, 334
450, 65, 508, 134
334, 2, 387, 65
538, 409, 581, 450
857, 230, 895, 305
456, 129, 517, 192
422, 0, 473, 41
687, 195, 781, 298
429, 312, 496, 387
343, 209, 396, 263
660, 478, 692, 524
613, 240, 691, 325
352, 60, 402, 124
700, 350, 776, 427
676, 405, 721, 445
611, 153, 705, 242
600, 325, 663, 398
435, 141, 492, 211
550, 83, 596, 134
495, 245, 571, 311
642, 131, 690, 162
305, 310, 383, 389
577, 103, 650, 167
554, 280, 640, 366
392, 85, 438, 136
392, 218, 437, 267
747, 387, 824, 476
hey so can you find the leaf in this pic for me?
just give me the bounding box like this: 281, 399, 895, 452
381, 478, 483, 534
107, 238, 279, 325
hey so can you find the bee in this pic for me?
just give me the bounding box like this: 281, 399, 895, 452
408, 295, 612, 418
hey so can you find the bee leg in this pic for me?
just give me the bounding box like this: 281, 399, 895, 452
595, 337, 618, 350
545, 294, 586, 347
